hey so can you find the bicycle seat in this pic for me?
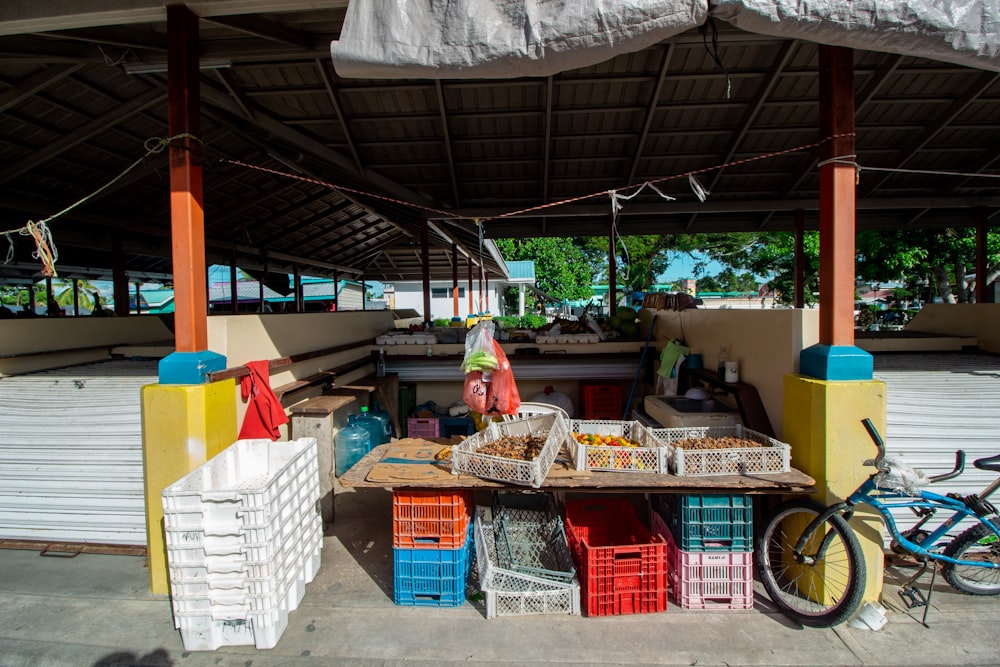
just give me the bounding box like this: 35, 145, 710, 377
973, 453, 1000, 473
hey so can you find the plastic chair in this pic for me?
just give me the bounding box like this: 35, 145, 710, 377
502, 401, 570, 422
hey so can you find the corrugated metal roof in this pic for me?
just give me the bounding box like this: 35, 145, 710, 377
0, 10, 997, 288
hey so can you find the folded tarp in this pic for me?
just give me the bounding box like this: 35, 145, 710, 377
713, 0, 1000, 72
330, 0, 1000, 79
330, 0, 707, 79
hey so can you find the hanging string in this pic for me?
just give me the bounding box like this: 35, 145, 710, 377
688, 174, 711, 202
0, 133, 202, 277
476, 218, 486, 314
699, 17, 732, 100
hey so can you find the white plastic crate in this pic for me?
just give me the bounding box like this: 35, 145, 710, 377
568, 420, 669, 473
451, 413, 567, 488
474, 507, 580, 618
162, 438, 319, 531
651, 424, 791, 476
652, 511, 754, 611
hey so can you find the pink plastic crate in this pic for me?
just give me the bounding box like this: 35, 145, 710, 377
652, 511, 753, 611
406, 418, 440, 439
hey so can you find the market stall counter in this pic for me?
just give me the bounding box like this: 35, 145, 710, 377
339, 441, 815, 494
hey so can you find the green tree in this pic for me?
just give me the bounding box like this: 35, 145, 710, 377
493, 237, 592, 303
857, 228, 1000, 304
699, 231, 819, 306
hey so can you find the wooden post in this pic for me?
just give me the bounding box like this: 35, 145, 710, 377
976, 208, 989, 303
229, 250, 238, 314
421, 219, 431, 324
608, 214, 617, 317
794, 209, 805, 308
112, 230, 129, 316
452, 243, 459, 318
294, 262, 303, 312
467, 257, 473, 317
818, 46, 856, 347
167, 4, 208, 350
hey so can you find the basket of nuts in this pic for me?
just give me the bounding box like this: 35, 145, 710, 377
651, 424, 791, 476
451, 412, 568, 487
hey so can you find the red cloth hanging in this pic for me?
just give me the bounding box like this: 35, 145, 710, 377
238, 360, 288, 440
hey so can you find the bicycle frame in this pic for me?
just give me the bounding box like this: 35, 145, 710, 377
845, 476, 1000, 569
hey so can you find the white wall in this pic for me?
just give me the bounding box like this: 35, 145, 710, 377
389, 281, 504, 321
643, 307, 820, 440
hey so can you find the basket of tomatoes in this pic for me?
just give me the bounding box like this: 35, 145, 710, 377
568, 420, 669, 473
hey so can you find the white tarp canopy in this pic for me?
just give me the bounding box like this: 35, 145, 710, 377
330, 0, 1000, 79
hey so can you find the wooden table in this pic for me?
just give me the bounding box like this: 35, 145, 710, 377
339, 444, 816, 494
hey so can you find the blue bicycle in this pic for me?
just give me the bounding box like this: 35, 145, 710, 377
757, 418, 1000, 627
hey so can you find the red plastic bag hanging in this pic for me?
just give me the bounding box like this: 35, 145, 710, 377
463, 338, 521, 416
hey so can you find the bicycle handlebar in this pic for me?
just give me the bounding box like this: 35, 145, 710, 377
928, 450, 966, 483
861, 417, 967, 482
861, 418, 889, 473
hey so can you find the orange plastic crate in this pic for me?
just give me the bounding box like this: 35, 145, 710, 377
392, 490, 474, 549
580, 383, 622, 420
564, 498, 668, 616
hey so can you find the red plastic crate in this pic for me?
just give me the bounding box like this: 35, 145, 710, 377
564, 498, 668, 616
652, 511, 754, 611
580, 383, 622, 420
406, 417, 440, 439
392, 490, 474, 548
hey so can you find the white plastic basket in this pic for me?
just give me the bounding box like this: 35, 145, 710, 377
451, 413, 566, 488
651, 425, 791, 476
568, 419, 669, 473
474, 507, 580, 618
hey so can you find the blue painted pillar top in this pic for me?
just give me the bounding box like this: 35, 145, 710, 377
800, 344, 873, 381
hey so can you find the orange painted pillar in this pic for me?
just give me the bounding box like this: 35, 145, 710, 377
421, 219, 431, 324
818, 45, 856, 347
158, 5, 225, 384
799, 46, 872, 381
452, 243, 460, 318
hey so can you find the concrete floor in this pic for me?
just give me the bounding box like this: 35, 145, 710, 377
2, 486, 999, 667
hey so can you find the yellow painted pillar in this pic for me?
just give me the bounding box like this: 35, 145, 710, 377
142, 380, 237, 594
784, 374, 886, 603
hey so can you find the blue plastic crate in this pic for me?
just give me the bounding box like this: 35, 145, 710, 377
653, 494, 753, 552
393, 522, 474, 607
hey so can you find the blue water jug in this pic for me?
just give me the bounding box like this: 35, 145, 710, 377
357, 406, 386, 447
335, 415, 371, 476
369, 400, 393, 441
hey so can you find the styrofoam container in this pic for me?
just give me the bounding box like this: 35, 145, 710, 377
451, 413, 567, 488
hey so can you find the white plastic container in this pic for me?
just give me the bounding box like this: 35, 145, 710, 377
162, 438, 322, 651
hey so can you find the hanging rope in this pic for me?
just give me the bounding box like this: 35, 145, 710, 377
0, 133, 202, 277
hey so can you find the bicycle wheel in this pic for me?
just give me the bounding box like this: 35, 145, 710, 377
757, 500, 866, 627
941, 516, 1000, 595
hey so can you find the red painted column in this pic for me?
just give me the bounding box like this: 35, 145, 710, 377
452, 243, 459, 318
467, 258, 473, 316
608, 214, 617, 317
421, 220, 431, 323
975, 208, 989, 304
818, 46, 856, 346
794, 209, 805, 308
167, 5, 208, 352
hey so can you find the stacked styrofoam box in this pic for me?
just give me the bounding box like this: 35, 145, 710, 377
651, 495, 754, 611
474, 507, 580, 618
162, 438, 322, 650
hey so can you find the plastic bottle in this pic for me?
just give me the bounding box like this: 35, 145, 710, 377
717, 345, 729, 380
335, 415, 371, 476
376, 348, 386, 377
369, 399, 394, 442
357, 406, 386, 447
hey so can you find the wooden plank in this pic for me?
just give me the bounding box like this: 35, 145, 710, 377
339, 444, 815, 494
0, 540, 146, 557
289, 394, 355, 415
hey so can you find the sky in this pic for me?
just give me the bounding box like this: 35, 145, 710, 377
656, 252, 724, 284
